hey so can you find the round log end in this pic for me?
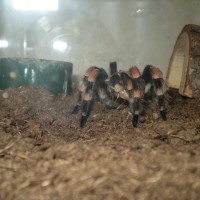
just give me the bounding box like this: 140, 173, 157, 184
167, 24, 200, 98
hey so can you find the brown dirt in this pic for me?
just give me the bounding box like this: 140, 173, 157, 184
0, 85, 200, 200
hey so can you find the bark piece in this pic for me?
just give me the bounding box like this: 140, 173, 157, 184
167, 24, 200, 98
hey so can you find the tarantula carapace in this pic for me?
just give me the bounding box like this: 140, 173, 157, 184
72, 65, 167, 128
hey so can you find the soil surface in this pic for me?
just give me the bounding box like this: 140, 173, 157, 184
0, 85, 200, 200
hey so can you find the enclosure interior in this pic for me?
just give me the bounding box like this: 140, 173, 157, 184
1, 0, 200, 76
0, 1, 200, 200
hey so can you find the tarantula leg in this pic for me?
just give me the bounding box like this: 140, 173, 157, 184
128, 93, 143, 127
128, 98, 134, 113
151, 71, 167, 121
132, 116, 139, 127
72, 71, 90, 114
143, 65, 167, 121
80, 100, 92, 128
79, 67, 100, 127
158, 95, 167, 120
110, 62, 117, 75
72, 92, 82, 114
80, 91, 93, 128
134, 98, 145, 126
123, 67, 144, 127
129, 66, 142, 79
94, 68, 109, 102
98, 88, 117, 109
96, 68, 108, 82
131, 98, 140, 127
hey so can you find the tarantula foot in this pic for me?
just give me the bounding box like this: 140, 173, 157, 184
132, 115, 139, 127
160, 110, 167, 121
80, 116, 88, 128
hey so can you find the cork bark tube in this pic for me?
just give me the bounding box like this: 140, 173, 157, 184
166, 24, 200, 98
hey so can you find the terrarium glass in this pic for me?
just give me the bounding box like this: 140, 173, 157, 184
0, 1, 200, 199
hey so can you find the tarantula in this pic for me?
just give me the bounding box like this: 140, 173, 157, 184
72, 65, 167, 128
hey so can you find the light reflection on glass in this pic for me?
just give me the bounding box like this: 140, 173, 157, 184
136, 8, 145, 13
31, 69, 35, 83
24, 67, 28, 77
37, 17, 51, 32
0, 40, 8, 48
53, 41, 68, 52
12, 0, 59, 11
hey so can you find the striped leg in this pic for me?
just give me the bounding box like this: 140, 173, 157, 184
158, 95, 167, 120
72, 92, 82, 114
153, 78, 167, 120
132, 97, 140, 127
143, 65, 167, 121
152, 77, 167, 121
80, 92, 93, 128
80, 100, 92, 127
